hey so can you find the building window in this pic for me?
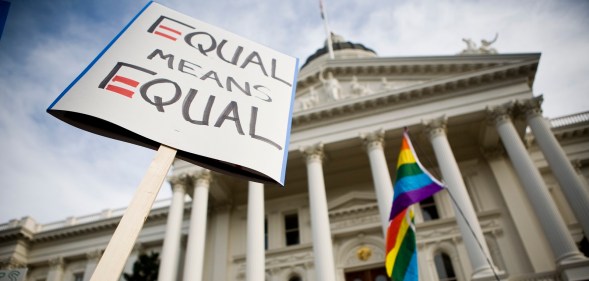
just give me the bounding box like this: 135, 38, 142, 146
284, 213, 300, 246
420, 196, 439, 221
434, 252, 457, 281
344, 267, 387, 281
264, 218, 268, 250
73, 272, 84, 281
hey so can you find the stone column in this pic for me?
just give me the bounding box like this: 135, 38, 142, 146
301, 143, 336, 281
158, 175, 188, 281
46, 257, 64, 281
521, 97, 589, 239
247, 181, 265, 281
488, 105, 585, 264
83, 250, 102, 281
360, 129, 394, 236
211, 204, 231, 281
182, 170, 212, 281
424, 117, 497, 280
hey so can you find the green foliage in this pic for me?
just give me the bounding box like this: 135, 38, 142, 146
123, 251, 160, 281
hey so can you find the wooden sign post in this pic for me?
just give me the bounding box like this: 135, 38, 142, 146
89, 145, 176, 281
47, 2, 298, 280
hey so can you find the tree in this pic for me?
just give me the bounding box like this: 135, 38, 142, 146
123, 251, 160, 281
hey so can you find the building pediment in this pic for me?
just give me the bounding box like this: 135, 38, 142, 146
292, 54, 539, 128
327, 191, 377, 214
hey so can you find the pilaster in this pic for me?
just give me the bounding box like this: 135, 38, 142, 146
83, 250, 102, 281
47, 257, 65, 281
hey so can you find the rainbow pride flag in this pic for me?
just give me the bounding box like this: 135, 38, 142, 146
386, 130, 444, 280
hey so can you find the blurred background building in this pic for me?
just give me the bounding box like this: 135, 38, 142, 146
1, 34, 589, 281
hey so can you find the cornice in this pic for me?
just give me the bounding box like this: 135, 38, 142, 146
292, 59, 538, 129
28, 205, 172, 243
31, 217, 121, 243
0, 227, 35, 243
524, 112, 589, 145
550, 113, 589, 142
548, 126, 589, 143
297, 53, 540, 87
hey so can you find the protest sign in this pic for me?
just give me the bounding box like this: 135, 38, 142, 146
48, 1, 299, 185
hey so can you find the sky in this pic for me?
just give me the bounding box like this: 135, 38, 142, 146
0, 0, 588, 225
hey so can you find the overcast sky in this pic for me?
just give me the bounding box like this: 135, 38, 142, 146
1, 0, 588, 224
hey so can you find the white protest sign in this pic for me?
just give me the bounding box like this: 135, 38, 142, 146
0, 268, 27, 281
48, 1, 299, 185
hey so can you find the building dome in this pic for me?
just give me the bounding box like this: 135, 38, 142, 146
301, 33, 377, 68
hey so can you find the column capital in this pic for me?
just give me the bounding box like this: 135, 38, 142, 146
423, 115, 447, 140
300, 143, 325, 164
360, 129, 385, 151
518, 96, 544, 119
168, 173, 190, 193
86, 249, 103, 261
49, 256, 65, 269
188, 170, 212, 187
486, 102, 515, 126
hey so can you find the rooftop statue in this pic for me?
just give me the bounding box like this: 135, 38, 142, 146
480, 33, 498, 54
461, 38, 479, 54
460, 33, 498, 55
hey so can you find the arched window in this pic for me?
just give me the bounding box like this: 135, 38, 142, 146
434, 252, 457, 281
288, 275, 302, 281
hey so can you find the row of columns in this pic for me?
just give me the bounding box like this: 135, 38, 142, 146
488, 100, 587, 265
156, 97, 588, 281
157, 170, 267, 281
157, 170, 212, 281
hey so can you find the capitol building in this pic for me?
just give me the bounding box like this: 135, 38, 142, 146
1, 34, 589, 281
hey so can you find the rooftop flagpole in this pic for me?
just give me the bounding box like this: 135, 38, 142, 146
319, 0, 335, 59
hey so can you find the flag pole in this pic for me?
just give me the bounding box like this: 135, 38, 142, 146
445, 190, 501, 281
319, 0, 335, 59
89, 144, 177, 281
408, 130, 500, 281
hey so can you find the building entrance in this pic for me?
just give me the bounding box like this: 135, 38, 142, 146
344, 267, 388, 281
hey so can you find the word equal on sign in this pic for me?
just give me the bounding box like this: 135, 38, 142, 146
148, 16, 193, 42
